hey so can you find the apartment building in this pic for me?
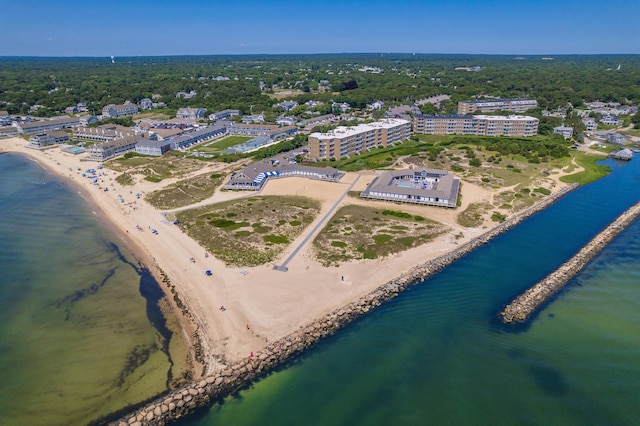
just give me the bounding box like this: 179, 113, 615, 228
102, 103, 139, 118
458, 98, 538, 114
16, 116, 81, 134
412, 114, 538, 137
28, 131, 70, 147
308, 118, 411, 161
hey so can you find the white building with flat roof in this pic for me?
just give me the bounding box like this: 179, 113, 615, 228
308, 118, 411, 160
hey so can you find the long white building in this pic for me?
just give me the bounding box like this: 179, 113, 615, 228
458, 98, 538, 114
308, 118, 411, 160
412, 114, 538, 137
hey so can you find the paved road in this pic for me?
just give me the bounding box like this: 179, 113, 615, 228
275, 175, 361, 271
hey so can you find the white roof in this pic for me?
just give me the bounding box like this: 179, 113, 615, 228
310, 118, 409, 140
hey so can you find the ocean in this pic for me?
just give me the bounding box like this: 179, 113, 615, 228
0, 153, 186, 425
1, 151, 639, 425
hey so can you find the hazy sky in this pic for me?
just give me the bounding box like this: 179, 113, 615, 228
1, 0, 638, 56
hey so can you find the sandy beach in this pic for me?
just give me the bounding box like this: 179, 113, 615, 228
0, 137, 577, 377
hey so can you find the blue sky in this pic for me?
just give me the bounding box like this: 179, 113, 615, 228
1, 0, 638, 56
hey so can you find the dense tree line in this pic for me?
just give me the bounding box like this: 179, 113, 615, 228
1, 54, 639, 117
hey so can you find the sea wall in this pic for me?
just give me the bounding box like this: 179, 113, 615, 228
502, 198, 640, 323
111, 183, 578, 426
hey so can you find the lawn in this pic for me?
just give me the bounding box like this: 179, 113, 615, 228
196, 136, 253, 153
560, 151, 611, 185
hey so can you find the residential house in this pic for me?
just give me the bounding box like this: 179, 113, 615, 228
176, 107, 207, 120
600, 114, 621, 126
139, 98, 154, 110
209, 109, 241, 121
582, 118, 598, 131
553, 126, 574, 139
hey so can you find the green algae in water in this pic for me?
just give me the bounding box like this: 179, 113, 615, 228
0, 154, 187, 425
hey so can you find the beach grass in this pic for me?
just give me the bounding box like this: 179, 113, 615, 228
145, 172, 225, 210
107, 154, 208, 184
176, 195, 321, 266
312, 204, 448, 266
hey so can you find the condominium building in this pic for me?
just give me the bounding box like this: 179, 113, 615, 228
308, 118, 411, 161
28, 131, 70, 147
102, 103, 139, 118
412, 114, 538, 137
16, 116, 81, 134
458, 98, 538, 114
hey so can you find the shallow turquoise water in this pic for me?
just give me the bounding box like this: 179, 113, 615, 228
181, 157, 640, 425
0, 153, 179, 425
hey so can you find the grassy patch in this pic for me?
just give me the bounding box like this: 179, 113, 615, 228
145, 172, 225, 210
457, 202, 491, 227
176, 195, 320, 267
560, 151, 611, 185
313, 204, 448, 266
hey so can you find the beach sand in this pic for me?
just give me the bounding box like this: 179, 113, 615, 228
0, 137, 579, 377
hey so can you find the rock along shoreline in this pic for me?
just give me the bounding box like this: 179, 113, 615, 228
110, 183, 579, 426
501, 197, 640, 323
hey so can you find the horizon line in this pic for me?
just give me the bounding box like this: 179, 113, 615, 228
1, 52, 639, 59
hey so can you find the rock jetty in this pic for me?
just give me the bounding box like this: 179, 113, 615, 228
502, 198, 640, 323
110, 184, 578, 426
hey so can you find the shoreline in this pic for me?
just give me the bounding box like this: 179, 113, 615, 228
0, 137, 580, 424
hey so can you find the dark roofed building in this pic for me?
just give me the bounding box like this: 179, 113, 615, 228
361, 168, 460, 208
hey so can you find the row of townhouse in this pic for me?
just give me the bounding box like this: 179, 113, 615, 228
412, 114, 539, 137
73, 124, 139, 142
102, 103, 139, 118
15, 116, 82, 134
308, 118, 411, 161
458, 98, 538, 114
87, 135, 144, 161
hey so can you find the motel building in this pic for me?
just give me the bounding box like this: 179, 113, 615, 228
361, 168, 461, 208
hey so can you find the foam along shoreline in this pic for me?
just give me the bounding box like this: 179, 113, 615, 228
501, 198, 640, 323
110, 183, 579, 426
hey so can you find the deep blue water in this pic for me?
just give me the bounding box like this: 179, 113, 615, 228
180, 156, 640, 425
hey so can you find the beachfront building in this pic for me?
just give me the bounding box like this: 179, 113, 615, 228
135, 138, 173, 156
15, 116, 81, 134
308, 118, 411, 161
208, 109, 241, 121
361, 168, 460, 208
101, 103, 139, 118
457, 98, 538, 114
28, 131, 70, 147
224, 162, 343, 191
553, 126, 574, 139
412, 114, 539, 137
176, 107, 207, 120
73, 124, 139, 142
87, 135, 143, 161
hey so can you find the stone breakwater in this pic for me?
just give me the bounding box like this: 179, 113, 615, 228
110, 184, 578, 426
502, 198, 640, 323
